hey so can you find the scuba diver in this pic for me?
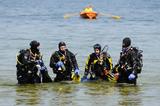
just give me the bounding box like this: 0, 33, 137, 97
16, 40, 52, 84
49, 41, 80, 82
82, 44, 113, 81
112, 37, 143, 85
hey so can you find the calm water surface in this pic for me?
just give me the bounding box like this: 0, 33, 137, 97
0, 0, 160, 105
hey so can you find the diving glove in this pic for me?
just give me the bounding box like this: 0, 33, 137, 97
75, 68, 80, 75
128, 73, 136, 80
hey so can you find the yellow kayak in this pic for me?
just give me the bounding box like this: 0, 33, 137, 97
80, 11, 98, 19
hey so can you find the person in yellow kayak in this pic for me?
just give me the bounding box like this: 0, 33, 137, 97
83, 5, 94, 12
49, 42, 80, 82
81, 44, 113, 81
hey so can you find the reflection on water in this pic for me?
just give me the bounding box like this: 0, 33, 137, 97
16, 84, 41, 105
15, 83, 78, 106
0, 0, 160, 105
117, 85, 142, 106
83, 81, 116, 95
2, 80, 152, 106
51, 83, 77, 106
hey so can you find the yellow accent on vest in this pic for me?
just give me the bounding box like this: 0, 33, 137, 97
16, 54, 24, 65
108, 57, 113, 70
93, 60, 98, 64
85, 55, 91, 70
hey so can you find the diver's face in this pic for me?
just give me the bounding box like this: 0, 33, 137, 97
59, 46, 66, 52
94, 49, 100, 55
37, 46, 40, 50
31, 45, 40, 51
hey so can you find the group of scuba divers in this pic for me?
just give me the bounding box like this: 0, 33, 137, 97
16, 37, 143, 85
